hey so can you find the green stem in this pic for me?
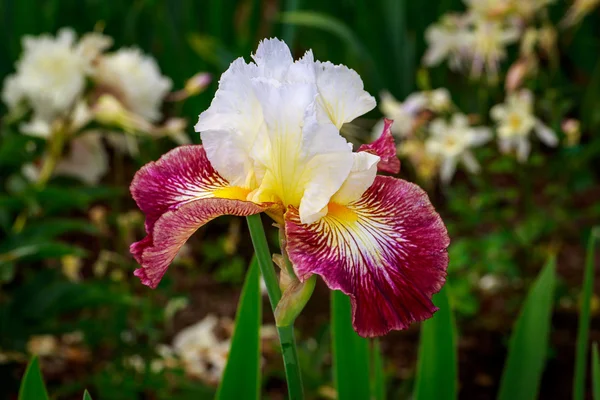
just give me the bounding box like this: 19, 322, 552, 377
12, 126, 67, 233
246, 214, 304, 400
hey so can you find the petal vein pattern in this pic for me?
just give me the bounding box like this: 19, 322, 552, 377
130, 145, 270, 288
285, 176, 449, 337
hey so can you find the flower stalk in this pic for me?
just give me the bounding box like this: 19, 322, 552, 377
246, 214, 304, 400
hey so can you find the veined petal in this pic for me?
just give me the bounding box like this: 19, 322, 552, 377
132, 198, 269, 289
358, 118, 400, 174
285, 176, 449, 337
130, 145, 271, 288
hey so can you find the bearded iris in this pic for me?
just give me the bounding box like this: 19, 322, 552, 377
130, 39, 449, 337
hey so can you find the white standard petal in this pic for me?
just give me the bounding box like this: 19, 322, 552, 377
196, 58, 262, 187
252, 38, 294, 80
330, 151, 380, 205
314, 61, 376, 129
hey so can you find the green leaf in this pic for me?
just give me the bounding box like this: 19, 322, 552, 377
331, 291, 370, 400
414, 284, 458, 400
83, 389, 93, 400
18, 357, 49, 400
593, 343, 600, 400
574, 227, 599, 400
216, 257, 262, 400
498, 257, 557, 400
371, 339, 386, 400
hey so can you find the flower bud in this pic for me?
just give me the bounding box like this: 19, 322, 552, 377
274, 275, 317, 327
184, 72, 211, 96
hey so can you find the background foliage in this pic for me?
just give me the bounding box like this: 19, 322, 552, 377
1, 0, 599, 399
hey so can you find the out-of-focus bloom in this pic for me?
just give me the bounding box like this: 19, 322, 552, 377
425, 114, 492, 184
94, 48, 172, 122
505, 58, 536, 92
562, 118, 581, 146
22, 131, 109, 185
27, 335, 59, 357
130, 39, 449, 337
93, 94, 153, 133
373, 91, 427, 138
423, 14, 470, 70
491, 89, 558, 162
54, 132, 109, 184
400, 139, 440, 183
171, 315, 229, 383
467, 19, 520, 79
152, 118, 190, 145
2, 28, 90, 136
374, 88, 451, 140
423, 12, 519, 80
561, 0, 600, 27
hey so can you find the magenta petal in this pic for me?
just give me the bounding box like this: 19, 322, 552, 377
132, 198, 268, 288
285, 176, 449, 337
130, 145, 230, 232
130, 145, 269, 288
358, 118, 400, 174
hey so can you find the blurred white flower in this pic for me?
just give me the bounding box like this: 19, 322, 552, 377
373, 91, 427, 138
2, 28, 90, 135
27, 335, 59, 357
427, 88, 452, 112
54, 131, 108, 184
95, 48, 172, 122
491, 89, 558, 162
425, 114, 492, 184
423, 14, 470, 70
171, 314, 229, 383
466, 19, 520, 79
561, 0, 600, 27
22, 131, 109, 184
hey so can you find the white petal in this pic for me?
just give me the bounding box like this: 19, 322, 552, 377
490, 104, 506, 121
331, 151, 380, 205
471, 127, 493, 146
298, 152, 355, 224
196, 58, 262, 186
516, 137, 531, 163
20, 118, 52, 138
534, 120, 558, 147
440, 157, 457, 184
54, 132, 109, 184
314, 61, 375, 129
461, 151, 480, 174
252, 38, 294, 80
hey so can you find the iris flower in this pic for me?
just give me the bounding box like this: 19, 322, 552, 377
130, 39, 449, 337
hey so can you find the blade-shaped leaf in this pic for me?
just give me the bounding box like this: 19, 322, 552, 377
498, 257, 557, 400
414, 284, 458, 400
18, 357, 49, 400
593, 343, 600, 400
83, 389, 93, 400
331, 291, 370, 400
574, 227, 599, 400
216, 257, 262, 400
371, 339, 386, 400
